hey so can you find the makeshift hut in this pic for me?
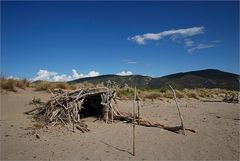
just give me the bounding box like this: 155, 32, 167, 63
26, 87, 117, 124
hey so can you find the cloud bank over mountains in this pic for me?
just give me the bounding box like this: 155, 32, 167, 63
116, 71, 133, 76
21, 69, 133, 82
30, 69, 100, 82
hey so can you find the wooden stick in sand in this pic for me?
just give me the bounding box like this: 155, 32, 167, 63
132, 87, 136, 156
136, 92, 140, 125
169, 85, 186, 135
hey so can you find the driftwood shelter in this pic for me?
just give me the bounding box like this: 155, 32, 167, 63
25, 87, 118, 131
25, 86, 196, 134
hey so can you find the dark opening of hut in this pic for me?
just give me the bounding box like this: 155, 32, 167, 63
80, 93, 104, 118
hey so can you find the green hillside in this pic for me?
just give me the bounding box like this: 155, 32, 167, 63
68, 69, 239, 90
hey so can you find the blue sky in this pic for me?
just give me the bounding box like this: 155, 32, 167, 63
1, 1, 239, 81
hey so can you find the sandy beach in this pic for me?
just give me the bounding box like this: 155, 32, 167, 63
1, 88, 239, 160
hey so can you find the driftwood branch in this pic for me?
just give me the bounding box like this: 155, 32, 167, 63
169, 85, 186, 135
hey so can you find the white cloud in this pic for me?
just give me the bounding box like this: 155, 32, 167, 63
7, 76, 20, 80
72, 69, 81, 79
71, 69, 99, 79
32, 69, 57, 81
116, 71, 133, 76
31, 69, 100, 82
52, 74, 72, 82
87, 71, 100, 77
128, 26, 204, 45
128, 26, 220, 53
188, 43, 215, 53
128, 35, 146, 45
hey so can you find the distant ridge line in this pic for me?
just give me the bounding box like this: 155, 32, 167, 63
68, 69, 239, 90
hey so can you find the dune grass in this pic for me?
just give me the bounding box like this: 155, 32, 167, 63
1, 77, 30, 92
115, 87, 238, 100
33, 81, 53, 91
16, 79, 30, 89
185, 90, 199, 99
139, 91, 163, 100
1, 78, 17, 92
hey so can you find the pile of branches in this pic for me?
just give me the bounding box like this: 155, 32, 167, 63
25, 87, 116, 132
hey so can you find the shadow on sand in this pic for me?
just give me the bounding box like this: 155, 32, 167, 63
100, 140, 133, 156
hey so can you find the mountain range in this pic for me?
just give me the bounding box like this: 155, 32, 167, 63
69, 69, 239, 90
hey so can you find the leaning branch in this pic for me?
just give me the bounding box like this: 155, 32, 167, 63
169, 85, 186, 135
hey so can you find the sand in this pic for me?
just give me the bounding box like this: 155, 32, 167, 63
1, 88, 239, 160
